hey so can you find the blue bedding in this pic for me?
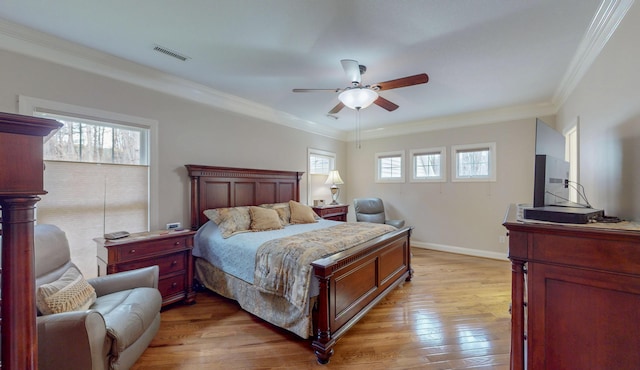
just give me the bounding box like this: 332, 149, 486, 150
192, 219, 341, 284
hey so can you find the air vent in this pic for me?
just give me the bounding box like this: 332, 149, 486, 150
153, 45, 190, 62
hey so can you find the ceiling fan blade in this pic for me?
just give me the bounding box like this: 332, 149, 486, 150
293, 88, 341, 93
341, 59, 361, 84
328, 102, 345, 114
374, 96, 399, 112
374, 73, 429, 91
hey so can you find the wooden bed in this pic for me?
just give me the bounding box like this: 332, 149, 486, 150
185, 164, 412, 364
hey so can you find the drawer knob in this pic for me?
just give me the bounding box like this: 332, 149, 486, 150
174, 241, 181, 246
171, 260, 178, 266
129, 249, 136, 254
171, 282, 177, 288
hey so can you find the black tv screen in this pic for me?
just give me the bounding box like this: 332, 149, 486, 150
533, 154, 570, 207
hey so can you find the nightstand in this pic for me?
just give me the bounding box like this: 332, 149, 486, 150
312, 204, 349, 222
95, 229, 196, 307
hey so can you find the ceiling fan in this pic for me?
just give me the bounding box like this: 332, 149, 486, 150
293, 59, 429, 115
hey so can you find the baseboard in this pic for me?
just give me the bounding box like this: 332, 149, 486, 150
411, 241, 508, 261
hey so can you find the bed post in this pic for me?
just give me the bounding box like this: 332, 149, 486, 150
189, 173, 200, 230
312, 274, 334, 364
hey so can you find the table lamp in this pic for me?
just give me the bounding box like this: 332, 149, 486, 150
324, 170, 344, 205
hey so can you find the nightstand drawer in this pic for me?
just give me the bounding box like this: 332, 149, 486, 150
118, 251, 186, 276
114, 236, 190, 262
159, 274, 185, 297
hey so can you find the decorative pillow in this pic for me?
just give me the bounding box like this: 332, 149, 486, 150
259, 202, 291, 225
289, 200, 319, 224
249, 206, 284, 232
37, 267, 97, 315
204, 206, 251, 238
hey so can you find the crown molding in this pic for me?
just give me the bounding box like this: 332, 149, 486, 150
0, 18, 347, 141
351, 102, 557, 141
553, 0, 634, 106
1, 0, 630, 144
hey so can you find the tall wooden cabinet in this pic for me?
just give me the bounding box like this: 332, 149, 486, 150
0, 112, 62, 369
503, 205, 640, 370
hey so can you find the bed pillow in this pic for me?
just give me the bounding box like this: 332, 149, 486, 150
289, 200, 318, 224
203, 206, 251, 238
37, 266, 97, 315
249, 206, 284, 232
259, 202, 291, 225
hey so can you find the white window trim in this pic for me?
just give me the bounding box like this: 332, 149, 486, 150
375, 150, 405, 183
18, 95, 159, 229
410, 146, 447, 183
451, 142, 497, 182
308, 148, 336, 175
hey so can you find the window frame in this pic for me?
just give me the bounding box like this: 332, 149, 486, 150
451, 142, 497, 182
375, 150, 405, 183
18, 95, 159, 228
410, 147, 446, 182
308, 148, 336, 175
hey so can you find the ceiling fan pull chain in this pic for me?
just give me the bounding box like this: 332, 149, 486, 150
356, 108, 361, 149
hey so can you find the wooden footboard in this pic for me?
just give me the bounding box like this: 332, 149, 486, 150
311, 226, 412, 364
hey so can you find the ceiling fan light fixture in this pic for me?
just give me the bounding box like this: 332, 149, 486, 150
338, 88, 378, 110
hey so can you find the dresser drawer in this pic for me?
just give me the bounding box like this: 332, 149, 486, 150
117, 251, 186, 276
159, 274, 185, 297
114, 235, 190, 262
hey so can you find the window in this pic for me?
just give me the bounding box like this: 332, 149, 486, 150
19, 95, 158, 278
307, 148, 337, 204
376, 151, 405, 183
410, 147, 446, 182
452, 143, 496, 182
42, 113, 148, 165
308, 149, 335, 175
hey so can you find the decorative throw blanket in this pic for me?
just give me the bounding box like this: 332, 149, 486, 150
254, 222, 396, 308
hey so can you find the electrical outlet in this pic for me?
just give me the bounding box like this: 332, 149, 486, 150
499, 235, 507, 244
166, 222, 181, 230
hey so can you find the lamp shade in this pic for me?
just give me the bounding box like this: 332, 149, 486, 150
338, 88, 378, 110
324, 170, 344, 185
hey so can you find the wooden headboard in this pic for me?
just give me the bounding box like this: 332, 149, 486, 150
185, 165, 304, 230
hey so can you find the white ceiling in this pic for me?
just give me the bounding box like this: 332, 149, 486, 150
0, 1, 622, 140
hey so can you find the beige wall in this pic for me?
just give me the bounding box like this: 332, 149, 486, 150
0, 50, 346, 275
4, 0, 638, 273
556, 2, 640, 221
346, 118, 536, 258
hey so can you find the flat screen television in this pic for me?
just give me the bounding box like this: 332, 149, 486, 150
533, 119, 570, 207
526, 119, 606, 223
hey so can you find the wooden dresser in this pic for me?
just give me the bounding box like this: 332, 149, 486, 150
0, 112, 62, 369
95, 230, 197, 306
503, 205, 640, 370
311, 204, 349, 221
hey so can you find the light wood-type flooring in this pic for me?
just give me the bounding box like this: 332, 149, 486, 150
133, 248, 512, 369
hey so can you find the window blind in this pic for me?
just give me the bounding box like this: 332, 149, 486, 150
37, 161, 148, 277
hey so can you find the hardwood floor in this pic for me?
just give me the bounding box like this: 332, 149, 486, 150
133, 248, 512, 369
